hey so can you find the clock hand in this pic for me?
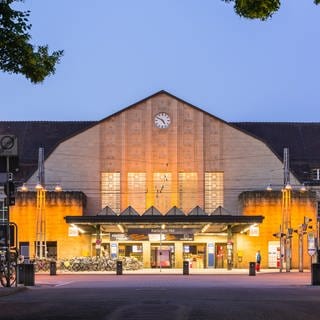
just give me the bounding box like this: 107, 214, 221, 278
156, 116, 165, 124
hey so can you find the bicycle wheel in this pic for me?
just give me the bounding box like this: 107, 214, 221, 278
0, 265, 16, 287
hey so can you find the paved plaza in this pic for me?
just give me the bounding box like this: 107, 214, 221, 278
1, 270, 320, 319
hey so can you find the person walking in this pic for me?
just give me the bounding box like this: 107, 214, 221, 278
256, 250, 261, 271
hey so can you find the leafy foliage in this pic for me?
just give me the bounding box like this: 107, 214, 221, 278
223, 0, 319, 21
0, 0, 63, 83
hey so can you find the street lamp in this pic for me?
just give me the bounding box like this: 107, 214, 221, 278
267, 183, 294, 272
159, 224, 165, 272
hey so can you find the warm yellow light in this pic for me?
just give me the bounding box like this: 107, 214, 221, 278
300, 185, 306, 192
285, 183, 292, 190
117, 224, 124, 233
21, 183, 28, 192
54, 185, 62, 192
35, 183, 43, 190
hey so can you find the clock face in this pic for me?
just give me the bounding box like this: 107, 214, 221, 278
154, 112, 171, 129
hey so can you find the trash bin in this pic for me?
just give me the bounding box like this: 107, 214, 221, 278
311, 263, 320, 285
116, 260, 123, 275
23, 263, 35, 286
183, 261, 189, 275
17, 264, 25, 285
249, 262, 256, 276
50, 261, 57, 276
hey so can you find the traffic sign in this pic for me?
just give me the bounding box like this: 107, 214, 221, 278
307, 232, 316, 256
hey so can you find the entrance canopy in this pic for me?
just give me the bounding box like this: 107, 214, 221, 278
65, 206, 264, 237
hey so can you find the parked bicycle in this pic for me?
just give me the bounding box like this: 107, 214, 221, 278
56, 256, 143, 272
0, 250, 17, 287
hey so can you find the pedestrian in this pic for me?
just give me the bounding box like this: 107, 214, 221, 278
256, 250, 261, 271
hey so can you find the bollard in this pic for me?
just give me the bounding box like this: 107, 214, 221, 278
116, 260, 123, 275
183, 260, 189, 275
50, 261, 57, 276
249, 262, 256, 276
311, 263, 320, 285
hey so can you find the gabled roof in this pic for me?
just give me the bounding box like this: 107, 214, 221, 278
166, 206, 185, 216
120, 206, 140, 216
232, 122, 320, 183
1, 91, 320, 183
0, 121, 96, 182
143, 206, 162, 216
97, 206, 117, 216
188, 206, 206, 216
211, 206, 232, 216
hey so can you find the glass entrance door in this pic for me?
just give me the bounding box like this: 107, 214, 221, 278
150, 244, 175, 268
183, 243, 207, 268
215, 243, 227, 268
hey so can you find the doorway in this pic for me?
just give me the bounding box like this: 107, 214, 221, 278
215, 243, 227, 268
151, 244, 175, 268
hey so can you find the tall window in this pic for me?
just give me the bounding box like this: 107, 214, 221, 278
205, 172, 224, 213
128, 173, 146, 213
101, 172, 120, 213
178, 172, 198, 213
153, 173, 171, 213
311, 168, 320, 181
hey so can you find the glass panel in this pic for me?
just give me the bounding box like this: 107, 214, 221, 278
178, 172, 198, 213
205, 172, 224, 213
128, 173, 146, 213
101, 172, 120, 213
153, 172, 171, 213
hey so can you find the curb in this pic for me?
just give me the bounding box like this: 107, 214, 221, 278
0, 286, 27, 297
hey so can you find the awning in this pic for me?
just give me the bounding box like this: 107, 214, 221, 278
65, 214, 264, 235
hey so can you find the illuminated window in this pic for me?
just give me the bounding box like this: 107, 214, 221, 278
205, 172, 224, 213
311, 168, 320, 181
153, 173, 171, 213
178, 172, 198, 213
128, 173, 146, 213
101, 172, 120, 213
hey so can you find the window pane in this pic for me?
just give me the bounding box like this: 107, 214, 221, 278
101, 172, 120, 213
153, 173, 171, 213
128, 173, 146, 214
178, 172, 198, 213
205, 172, 224, 213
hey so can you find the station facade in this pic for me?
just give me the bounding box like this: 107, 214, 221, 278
1, 91, 319, 270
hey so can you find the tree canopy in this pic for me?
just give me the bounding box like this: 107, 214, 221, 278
0, 0, 63, 83
223, 0, 319, 21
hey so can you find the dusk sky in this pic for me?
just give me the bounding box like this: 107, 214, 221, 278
1, 1, 319, 122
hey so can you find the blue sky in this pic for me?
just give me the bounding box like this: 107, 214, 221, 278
1, 0, 319, 121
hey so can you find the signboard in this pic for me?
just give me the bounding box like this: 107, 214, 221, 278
0, 135, 18, 156
112, 231, 194, 241
110, 233, 129, 241
128, 228, 196, 235
268, 241, 280, 268
307, 232, 316, 256
207, 243, 214, 267
110, 243, 117, 259
95, 239, 101, 249
249, 226, 260, 237
68, 226, 79, 237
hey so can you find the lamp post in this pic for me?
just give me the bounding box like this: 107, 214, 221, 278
159, 224, 165, 272
282, 183, 292, 272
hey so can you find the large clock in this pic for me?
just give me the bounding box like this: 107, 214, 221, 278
154, 112, 171, 129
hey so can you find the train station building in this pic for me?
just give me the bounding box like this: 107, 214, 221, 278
1, 91, 319, 270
